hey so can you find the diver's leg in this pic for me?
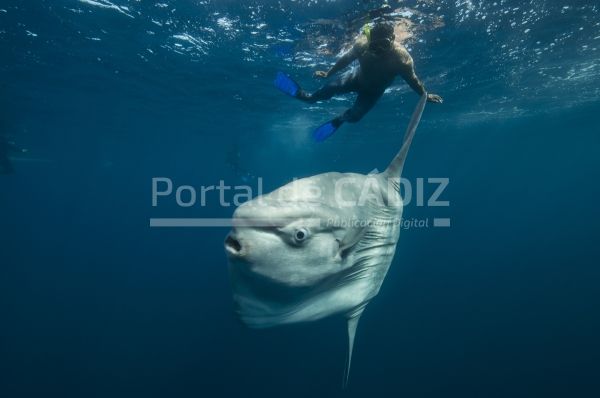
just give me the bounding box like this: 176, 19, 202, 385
341, 90, 383, 123
312, 90, 383, 142
300, 72, 358, 103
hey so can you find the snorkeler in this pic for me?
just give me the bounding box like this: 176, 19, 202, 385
275, 22, 443, 141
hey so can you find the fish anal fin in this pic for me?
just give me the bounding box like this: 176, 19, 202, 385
342, 311, 363, 389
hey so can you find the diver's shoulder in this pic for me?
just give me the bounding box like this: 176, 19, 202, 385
394, 44, 413, 64
353, 36, 369, 52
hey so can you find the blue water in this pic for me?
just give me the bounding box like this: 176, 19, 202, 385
1, 0, 600, 397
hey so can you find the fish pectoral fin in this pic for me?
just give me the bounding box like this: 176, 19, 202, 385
337, 227, 367, 259
343, 313, 362, 388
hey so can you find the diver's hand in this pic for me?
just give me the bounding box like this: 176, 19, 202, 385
314, 70, 329, 78
427, 94, 443, 104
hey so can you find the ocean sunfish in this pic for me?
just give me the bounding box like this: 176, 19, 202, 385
224, 94, 428, 386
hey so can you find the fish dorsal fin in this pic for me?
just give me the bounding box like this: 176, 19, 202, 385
384, 93, 428, 179
342, 311, 363, 388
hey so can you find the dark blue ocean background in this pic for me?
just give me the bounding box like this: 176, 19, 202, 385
1, 1, 599, 397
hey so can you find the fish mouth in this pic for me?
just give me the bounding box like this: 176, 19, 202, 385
224, 233, 243, 257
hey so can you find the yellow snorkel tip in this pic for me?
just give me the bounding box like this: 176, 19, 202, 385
362, 24, 371, 42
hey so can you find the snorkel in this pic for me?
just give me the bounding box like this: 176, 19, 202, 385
362, 23, 372, 42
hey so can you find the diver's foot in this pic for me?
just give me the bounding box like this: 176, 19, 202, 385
313, 118, 343, 142
274, 71, 301, 97
296, 89, 312, 101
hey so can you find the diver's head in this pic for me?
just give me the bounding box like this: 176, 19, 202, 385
369, 23, 395, 54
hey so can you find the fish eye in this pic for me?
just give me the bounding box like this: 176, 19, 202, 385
294, 228, 309, 243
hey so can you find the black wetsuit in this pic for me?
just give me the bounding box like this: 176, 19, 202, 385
292, 29, 436, 132
298, 68, 385, 125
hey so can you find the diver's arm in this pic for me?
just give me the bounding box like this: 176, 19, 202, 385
328, 49, 358, 76
399, 50, 443, 103
399, 53, 426, 95
315, 39, 366, 78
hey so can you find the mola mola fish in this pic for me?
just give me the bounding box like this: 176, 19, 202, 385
224, 94, 428, 386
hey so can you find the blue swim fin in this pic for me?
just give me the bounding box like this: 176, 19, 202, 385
274, 71, 300, 97
313, 120, 340, 142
